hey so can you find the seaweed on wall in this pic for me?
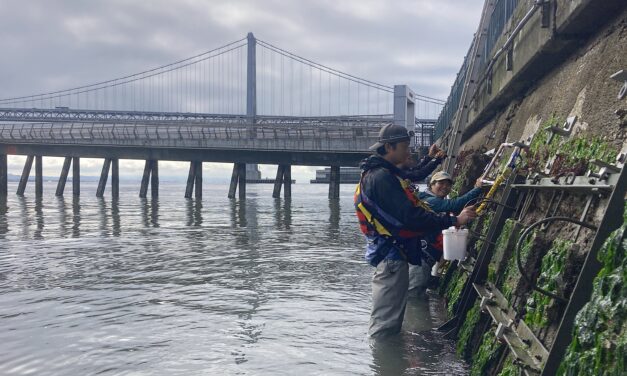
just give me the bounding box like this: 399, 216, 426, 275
558, 204, 627, 376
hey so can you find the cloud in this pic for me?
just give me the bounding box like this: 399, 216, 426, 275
0, 0, 483, 180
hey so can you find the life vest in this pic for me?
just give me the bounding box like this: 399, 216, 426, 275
354, 170, 433, 266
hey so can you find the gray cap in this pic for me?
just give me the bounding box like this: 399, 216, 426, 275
369, 124, 414, 151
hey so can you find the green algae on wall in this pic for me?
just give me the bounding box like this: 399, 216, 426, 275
501, 230, 537, 302
487, 218, 517, 285
456, 301, 482, 358
558, 205, 627, 376
445, 270, 467, 316
524, 238, 573, 331
498, 354, 521, 376
473, 210, 494, 254
470, 330, 504, 376
441, 201, 493, 315
498, 352, 522, 376
523, 115, 618, 178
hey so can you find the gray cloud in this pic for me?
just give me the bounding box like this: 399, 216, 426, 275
0, 0, 483, 181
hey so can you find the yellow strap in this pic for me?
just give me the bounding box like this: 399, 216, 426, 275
357, 202, 392, 236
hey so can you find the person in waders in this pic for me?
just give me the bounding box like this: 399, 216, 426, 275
354, 124, 477, 338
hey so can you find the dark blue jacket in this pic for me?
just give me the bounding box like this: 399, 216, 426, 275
357, 155, 456, 265
400, 156, 444, 182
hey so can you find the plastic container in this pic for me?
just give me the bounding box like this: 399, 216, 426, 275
442, 226, 469, 261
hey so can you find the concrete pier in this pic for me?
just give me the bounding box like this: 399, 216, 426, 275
185, 161, 202, 199
228, 162, 247, 199
194, 161, 202, 199
237, 163, 246, 200
111, 158, 119, 199
151, 160, 159, 198
35, 156, 42, 198
185, 162, 195, 198
0, 154, 6, 196
272, 165, 292, 199
272, 165, 284, 198
16, 155, 34, 196
96, 158, 111, 198
56, 157, 72, 196
72, 157, 80, 196
329, 165, 340, 199
140, 160, 158, 198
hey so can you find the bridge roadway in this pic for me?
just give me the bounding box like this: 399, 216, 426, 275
0, 117, 385, 166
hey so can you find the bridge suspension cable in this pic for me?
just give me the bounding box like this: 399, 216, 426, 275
0, 33, 445, 120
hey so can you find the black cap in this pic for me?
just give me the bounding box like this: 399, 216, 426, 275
369, 124, 414, 151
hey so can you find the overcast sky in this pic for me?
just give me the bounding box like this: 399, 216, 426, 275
0, 0, 483, 182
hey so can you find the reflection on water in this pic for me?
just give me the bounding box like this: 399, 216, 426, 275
0, 182, 467, 375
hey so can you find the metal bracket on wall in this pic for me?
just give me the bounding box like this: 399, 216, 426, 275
540, 0, 551, 28
439, 173, 524, 338
546, 115, 576, 145
586, 159, 621, 182
540, 163, 627, 375
610, 69, 627, 100
475, 282, 548, 375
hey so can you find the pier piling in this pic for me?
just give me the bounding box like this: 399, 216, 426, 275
96, 158, 111, 198
72, 157, 80, 196
56, 157, 72, 196
111, 158, 119, 199
0, 154, 6, 197
17, 155, 34, 196
329, 165, 340, 199
35, 156, 43, 198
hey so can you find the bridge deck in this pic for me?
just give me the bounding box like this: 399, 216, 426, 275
0, 122, 381, 166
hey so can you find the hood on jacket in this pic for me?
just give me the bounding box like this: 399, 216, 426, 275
359, 155, 402, 175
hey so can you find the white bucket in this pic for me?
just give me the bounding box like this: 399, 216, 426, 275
442, 226, 469, 261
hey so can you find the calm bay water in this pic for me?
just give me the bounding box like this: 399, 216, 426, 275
0, 181, 467, 375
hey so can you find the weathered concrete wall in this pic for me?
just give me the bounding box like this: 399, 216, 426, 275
462, 5, 627, 155
462, 0, 627, 143
438, 3, 627, 375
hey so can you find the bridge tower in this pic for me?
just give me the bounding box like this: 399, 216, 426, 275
246, 32, 261, 182
393, 85, 416, 143
229, 32, 264, 199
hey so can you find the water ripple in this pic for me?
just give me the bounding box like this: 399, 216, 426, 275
0, 182, 467, 375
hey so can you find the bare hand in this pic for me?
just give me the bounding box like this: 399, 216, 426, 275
475, 177, 483, 188
428, 144, 439, 158
456, 205, 477, 226
435, 150, 447, 159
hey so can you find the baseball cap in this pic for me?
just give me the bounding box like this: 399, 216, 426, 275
430, 171, 453, 184
369, 124, 415, 151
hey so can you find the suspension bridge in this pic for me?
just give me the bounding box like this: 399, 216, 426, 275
0, 33, 444, 199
